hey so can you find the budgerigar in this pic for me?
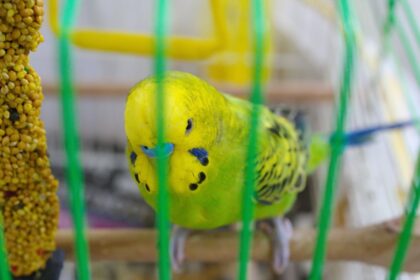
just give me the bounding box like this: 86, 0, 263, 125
125, 71, 414, 272
125, 71, 305, 272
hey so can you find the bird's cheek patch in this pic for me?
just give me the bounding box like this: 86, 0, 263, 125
130, 152, 137, 165
189, 148, 209, 166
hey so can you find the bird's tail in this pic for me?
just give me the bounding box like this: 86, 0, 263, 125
306, 119, 417, 174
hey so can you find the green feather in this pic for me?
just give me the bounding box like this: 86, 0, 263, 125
306, 134, 330, 174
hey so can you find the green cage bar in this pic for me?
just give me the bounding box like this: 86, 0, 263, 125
388, 153, 420, 279
385, 1, 420, 279
154, 0, 171, 280
382, 0, 420, 131
382, 0, 397, 52
0, 213, 11, 280
394, 20, 420, 86
237, 0, 266, 279
401, 0, 420, 47
309, 0, 356, 279
58, 0, 92, 279
382, 0, 420, 83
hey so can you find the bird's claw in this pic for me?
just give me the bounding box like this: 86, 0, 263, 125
258, 217, 293, 274
170, 226, 190, 272
273, 218, 292, 274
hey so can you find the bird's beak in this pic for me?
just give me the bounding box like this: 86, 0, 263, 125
142, 143, 174, 158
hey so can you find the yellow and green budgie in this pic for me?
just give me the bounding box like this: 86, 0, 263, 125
124, 71, 414, 273
125, 71, 304, 272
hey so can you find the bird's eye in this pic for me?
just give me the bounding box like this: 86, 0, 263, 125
141, 145, 149, 151
185, 118, 193, 135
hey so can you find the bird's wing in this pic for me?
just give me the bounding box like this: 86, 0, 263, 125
253, 110, 307, 205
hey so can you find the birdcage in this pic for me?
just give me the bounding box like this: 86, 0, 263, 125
0, 0, 419, 280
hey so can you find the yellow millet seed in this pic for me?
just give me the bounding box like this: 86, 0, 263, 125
0, 0, 59, 277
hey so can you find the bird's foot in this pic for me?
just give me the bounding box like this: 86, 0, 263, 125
258, 217, 293, 274
170, 225, 190, 272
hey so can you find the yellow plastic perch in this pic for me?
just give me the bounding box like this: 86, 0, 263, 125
48, 0, 272, 85
206, 0, 272, 85
48, 0, 227, 60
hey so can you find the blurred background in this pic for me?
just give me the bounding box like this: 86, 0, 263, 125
31, 0, 420, 279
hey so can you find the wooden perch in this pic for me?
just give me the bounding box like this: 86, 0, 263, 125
42, 82, 333, 104
55, 216, 420, 273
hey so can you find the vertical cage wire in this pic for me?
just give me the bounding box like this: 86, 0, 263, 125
237, 0, 266, 279
388, 153, 420, 279
58, 0, 91, 279
384, 0, 420, 98
154, 0, 171, 280
384, 0, 420, 279
394, 20, 420, 86
400, 0, 420, 47
376, 0, 420, 135
0, 212, 11, 279
309, 0, 356, 279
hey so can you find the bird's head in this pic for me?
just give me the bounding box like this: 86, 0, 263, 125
125, 71, 227, 194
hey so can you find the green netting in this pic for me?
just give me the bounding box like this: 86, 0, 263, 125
309, 0, 356, 279
237, 0, 265, 279
58, 0, 91, 279
154, 0, 171, 279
